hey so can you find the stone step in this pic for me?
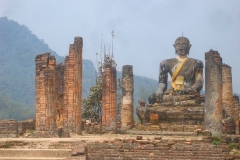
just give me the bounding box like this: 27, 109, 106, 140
88, 153, 225, 160
0, 149, 72, 157
0, 157, 68, 160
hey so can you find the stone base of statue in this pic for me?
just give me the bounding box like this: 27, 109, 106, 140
148, 104, 204, 125
136, 91, 205, 132
136, 104, 204, 132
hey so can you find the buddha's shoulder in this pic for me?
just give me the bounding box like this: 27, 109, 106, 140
187, 58, 203, 68
160, 58, 178, 64
160, 57, 203, 68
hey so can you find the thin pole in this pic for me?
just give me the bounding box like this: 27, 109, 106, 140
111, 30, 114, 58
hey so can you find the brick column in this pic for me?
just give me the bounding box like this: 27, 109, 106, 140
74, 37, 83, 134
204, 50, 222, 136
35, 52, 56, 131
64, 45, 74, 133
121, 65, 134, 129
233, 95, 239, 134
110, 66, 117, 130
63, 37, 83, 134
102, 67, 112, 130
222, 64, 234, 118
102, 56, 117, 131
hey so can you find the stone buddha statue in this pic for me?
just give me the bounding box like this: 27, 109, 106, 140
149, 36, 204, 106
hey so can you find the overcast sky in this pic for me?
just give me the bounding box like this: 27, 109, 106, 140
0, 0, 239, 93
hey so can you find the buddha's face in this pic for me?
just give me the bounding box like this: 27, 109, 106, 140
173, 37, 191, 56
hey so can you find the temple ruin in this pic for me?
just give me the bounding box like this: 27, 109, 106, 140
1, 35, 240, 159
35, 37, 83, 135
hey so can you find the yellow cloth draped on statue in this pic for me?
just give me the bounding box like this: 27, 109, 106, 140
171, 58, 188, 91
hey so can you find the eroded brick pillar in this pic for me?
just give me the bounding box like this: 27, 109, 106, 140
204, 50, 222, 136
121, 65, 134, 129
35, 52, 56, 131
222, 64, 234, 118
111, 67, 117, 127
233, 95, 240, 134
102, 57, 117, 131
63, 37, 82, 134
56, 64, 64, 130
74, 37, 82, 134
63, 56, 69, 133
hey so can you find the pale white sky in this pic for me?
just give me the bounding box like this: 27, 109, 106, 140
0, 0, 239, 93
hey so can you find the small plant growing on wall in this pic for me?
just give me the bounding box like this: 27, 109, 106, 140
212, 136, 221, 145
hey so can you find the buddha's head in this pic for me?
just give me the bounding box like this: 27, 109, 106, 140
173, 37, 191, 56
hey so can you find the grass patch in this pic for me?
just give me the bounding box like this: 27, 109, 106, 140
212, 136, 221, 145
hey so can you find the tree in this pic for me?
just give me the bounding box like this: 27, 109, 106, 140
82, 76, 102, 121
138, 85, 149, 102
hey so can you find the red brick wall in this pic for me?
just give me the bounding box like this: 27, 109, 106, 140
35, 53, 56, 131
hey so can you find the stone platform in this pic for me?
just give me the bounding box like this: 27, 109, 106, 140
148, 105, 204, 125
1, 134, 240, 160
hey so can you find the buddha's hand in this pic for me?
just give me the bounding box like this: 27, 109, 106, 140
156, 90, 163, 102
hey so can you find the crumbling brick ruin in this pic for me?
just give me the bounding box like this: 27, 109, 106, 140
222, 64, 239, 134
233, 95, 240, 134
35, 53, 56, 131
0, 119, 35, 138
35, 37, 83, 135
63, 38, 82, 134
222, 64, 235, 118
101, 55, 117, 131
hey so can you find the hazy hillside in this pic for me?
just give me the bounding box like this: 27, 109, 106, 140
0, 17, 158, 120
0, 17, 95, 120
0, 17, 64, 106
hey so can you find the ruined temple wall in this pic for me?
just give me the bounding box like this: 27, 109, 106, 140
63, 37, 82, 134
0, 120, 18, 137
222, 64, 234, 117
0, 119, 34, 137
35, 52, 56, 131
35, 37, 82, 134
